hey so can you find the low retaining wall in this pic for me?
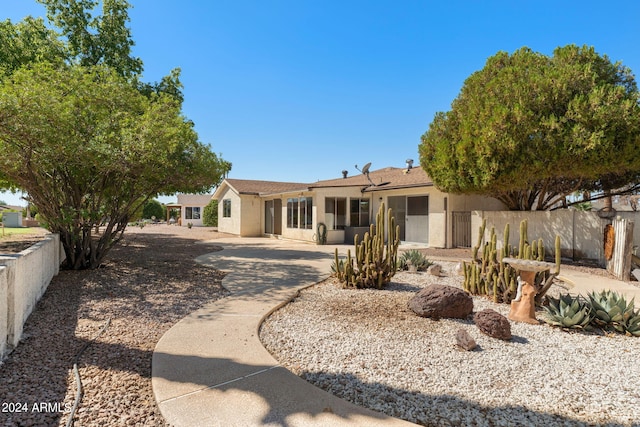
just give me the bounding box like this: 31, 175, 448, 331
0, 234, 62, 359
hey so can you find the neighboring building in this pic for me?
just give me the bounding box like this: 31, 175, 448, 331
170, 194, 213, 227
212, 164, 506, 247
0, 205, 24, 228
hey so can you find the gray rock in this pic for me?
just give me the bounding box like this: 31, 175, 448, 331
475, 309, 512, 341
455, 328, 477, 351
428, 264, 442, 276
408, 284, 473, 319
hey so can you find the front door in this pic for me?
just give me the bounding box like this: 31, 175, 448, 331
406, 196, 429, 243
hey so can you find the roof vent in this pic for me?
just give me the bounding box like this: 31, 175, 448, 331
406, 159, 414, 170
342, 170, 348, 179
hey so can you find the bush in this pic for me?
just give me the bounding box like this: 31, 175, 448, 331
142, 199, 164, 221
203, 199, 218, 227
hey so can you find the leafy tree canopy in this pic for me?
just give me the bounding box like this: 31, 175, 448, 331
0, 63, 229, 269
0, 1, 231, 269
0, 16, 66, 81
37, 0, 142, 78
419, 45, 640, 210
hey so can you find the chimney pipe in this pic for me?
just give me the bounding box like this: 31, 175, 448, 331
406, 159, 414, 170
342, 170, 348, 179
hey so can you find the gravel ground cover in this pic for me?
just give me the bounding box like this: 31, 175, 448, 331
0, 225, 228, 426
260, 263, 640, 427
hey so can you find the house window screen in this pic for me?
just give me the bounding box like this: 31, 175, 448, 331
223, 199, 231, 217
287, 197, 313, 229
287, 198, 299, 228
325, 198, 346, 230
350, 198, 370, 227
185, 207, 201, 220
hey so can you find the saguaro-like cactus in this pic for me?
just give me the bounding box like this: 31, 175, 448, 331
463, 219, 561, 304
334, 203, 400, 289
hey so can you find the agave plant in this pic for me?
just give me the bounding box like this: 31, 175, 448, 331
399, 249, 433, 272
543, 294, 593, 330
588, 290, 637, 329
618, 312, 640, 337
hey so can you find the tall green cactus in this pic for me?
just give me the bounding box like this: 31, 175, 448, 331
333, 203, 400, 289
463, 219, 561, 304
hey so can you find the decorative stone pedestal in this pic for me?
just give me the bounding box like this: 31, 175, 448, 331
502, 258, 555, 325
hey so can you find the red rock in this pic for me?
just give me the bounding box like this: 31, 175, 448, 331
408, 284, 473, 319
474, 309, 512, 341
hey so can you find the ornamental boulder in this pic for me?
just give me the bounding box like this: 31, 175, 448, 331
408, 284, 473, 319
475, 309, 512, 341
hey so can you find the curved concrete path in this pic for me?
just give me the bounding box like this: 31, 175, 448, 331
152, 237, 640, 426
152, 237, 415, 427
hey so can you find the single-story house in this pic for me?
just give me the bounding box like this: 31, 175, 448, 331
167, 194, 213, 226
212, 163, 506, 248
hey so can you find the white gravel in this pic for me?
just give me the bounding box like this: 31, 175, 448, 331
259, 262, 640, 427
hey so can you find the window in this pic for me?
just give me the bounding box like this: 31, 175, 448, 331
325, 197, 346, 230
185, 207, 201, 220
287, 197, 313, 229
287, 198, 299, 228
223, 199, 231, 218
301, 197, 313, 229
350, 198, 370, 227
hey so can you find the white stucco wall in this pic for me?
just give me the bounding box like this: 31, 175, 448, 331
0, 234, 61, 359
176, 194, 212, 227
0, 266, 7, 358
470, 210, 624, 262
216, 187, 242, 235
240, 195, 262, 236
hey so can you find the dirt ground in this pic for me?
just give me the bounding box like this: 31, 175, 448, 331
0, 227, 50, 253
0, 224, 230, 426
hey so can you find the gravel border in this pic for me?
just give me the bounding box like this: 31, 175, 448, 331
260, 263, 640, 427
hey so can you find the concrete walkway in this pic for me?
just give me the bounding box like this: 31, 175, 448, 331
152, 238, 640, 426
559, 269, 640, 301
152, 238, 415, 427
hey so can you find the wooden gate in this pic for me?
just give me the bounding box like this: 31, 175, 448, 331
606, 217, 634, 281
452, 211, 472, 248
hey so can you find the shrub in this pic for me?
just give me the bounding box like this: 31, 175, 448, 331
203, 199, 218, 227
142, 199, 164, 221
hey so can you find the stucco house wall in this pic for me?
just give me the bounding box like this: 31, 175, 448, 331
313, 187, 370, 244
176, 193, 212, 227
212, 165, 506, 247
216, 186, 242, 235
240, 195, 262, 236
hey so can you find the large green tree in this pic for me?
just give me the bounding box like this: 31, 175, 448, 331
419, 45, 640, 210
0, 1, 230, 269
0, 63, 228, 269
38, 0, 143, 77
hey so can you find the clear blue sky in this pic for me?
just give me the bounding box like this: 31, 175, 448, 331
2, 1, 639, 206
